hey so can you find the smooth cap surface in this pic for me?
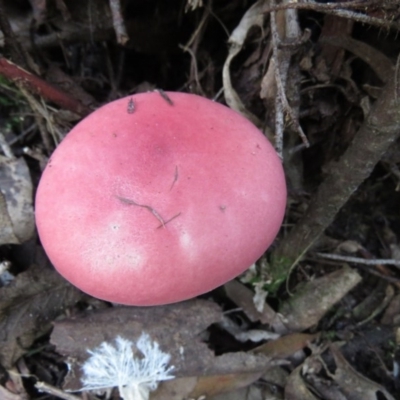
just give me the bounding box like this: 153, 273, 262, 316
35, 92, 286, 305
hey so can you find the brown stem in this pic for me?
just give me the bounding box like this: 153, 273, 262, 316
0, 57, 92, 117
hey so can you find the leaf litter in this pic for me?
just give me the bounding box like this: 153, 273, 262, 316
50, 299, 277, 399
1, 0, 400, 398
0, 264, 84, 368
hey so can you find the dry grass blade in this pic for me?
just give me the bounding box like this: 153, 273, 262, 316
222, 0, 264, 128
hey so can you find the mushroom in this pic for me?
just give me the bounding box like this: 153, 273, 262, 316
35, 92, 286, 306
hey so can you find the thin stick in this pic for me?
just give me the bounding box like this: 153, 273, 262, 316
0, 57, 91, 117
157, 212, 182, 229
109, 0, 129, 45
116, 196, 166, 227
156, 89, 174, 105
169, 166, 179, 191
316, 253, 400, 267
261, 1, 400, 31
35, 382, 82, 400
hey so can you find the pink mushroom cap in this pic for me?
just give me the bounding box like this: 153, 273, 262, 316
35, 92, 286, 306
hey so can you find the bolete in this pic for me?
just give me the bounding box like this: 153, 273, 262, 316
35, 92, 286, 306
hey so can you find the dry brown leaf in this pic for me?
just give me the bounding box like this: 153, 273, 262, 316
253, 333, 319, 359
224, 280, 285, 332
353, 283, 394, 323
0, 264, 84, 368
327, 344, 395, 400
1, 369, 29, 400
189, 371, 265, 399
381, 293, 400, 325
222, 0, 265, 128
284, 364, 319, 400
0, 385, 23, 400
153, 377, 198, 400
279, 265, 362, 331
208, 385, 264, 400
319, 35, 394, 83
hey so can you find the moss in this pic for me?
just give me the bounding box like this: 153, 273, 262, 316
265, 254, 294, 295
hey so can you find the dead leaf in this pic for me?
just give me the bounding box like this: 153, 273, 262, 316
318, 15, 354, 77
382, 293, 400, 325
0, 155, 35, 244
0, 385, 23, 400
189, 371, 265, 399
51, 300, 275, 396
1, 369, 29, 400
319, 35, 394, 83
153, 377, 198, 400
224, 280, 285, 332
222, 0, 265, 128
279, 265, 362, 331
208, 385, 264, 400
254, 333, 319, 359
0, 265, 84, 368
353, 282, 394, 324
284, 364, 319, 400
327, 344, 396, 400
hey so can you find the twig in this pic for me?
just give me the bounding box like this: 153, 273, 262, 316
109, 0, 129, 45
156, 89, 174, 106
261, 1, 400, 31
180, 1, 211, 95
212, 86, 224, 101
116, 196, 166, 227
35, 381, 82, 400
395, 53, 400, 100
0, 133, 15, 158
179, 45, 203, 94
0, 57, 92, 117
269, 5, 284, 158
320, 8, 400, 31
315, 253, 400, 267
350, 265, 400, 285
169, 165, 179, 190
182, 0, 210, 49
269, 0, 310, 156
207, 3, 229, 38
157, 212, 182, 229
264, 0, 376, 13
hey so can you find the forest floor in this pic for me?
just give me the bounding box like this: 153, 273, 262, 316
1, 1, 400, 399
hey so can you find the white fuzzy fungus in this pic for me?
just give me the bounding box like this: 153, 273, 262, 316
81, 333, 175, 400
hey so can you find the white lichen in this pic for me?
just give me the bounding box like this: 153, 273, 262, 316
80, 333, 175, 400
